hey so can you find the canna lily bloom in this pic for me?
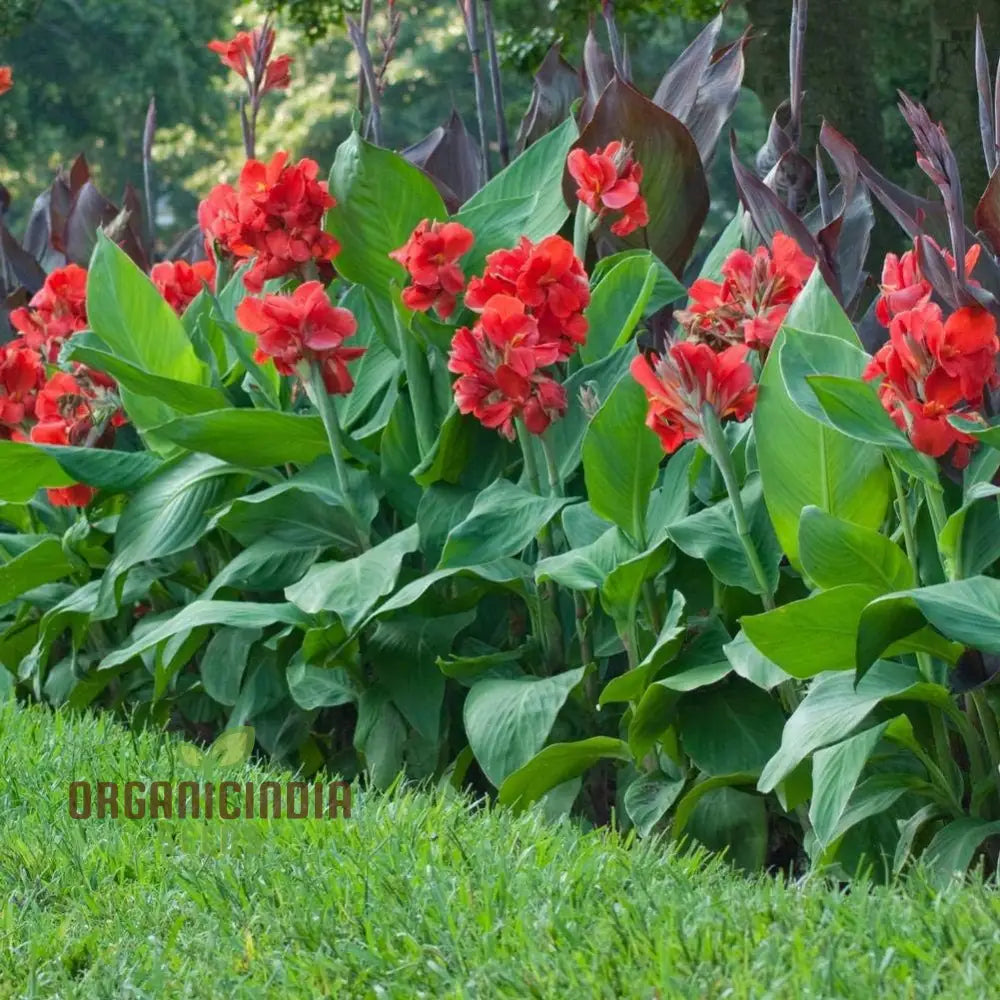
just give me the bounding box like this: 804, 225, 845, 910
208, 25, 292, 97
199, 151, 339, 292
9, 264, 89, 362
0, 341, 45, 439
630, 341, 757, 455
150, 259, 216, 315
390, 219, 475, 320
926, 306, 999, 403
0, 66, 11, 96
676, 233, 814, 353
235, 281, 365, 394
567, 140, 650, 237
465, 235, 590, 360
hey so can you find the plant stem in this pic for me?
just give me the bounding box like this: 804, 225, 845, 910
480, 0, 509, 167
396, 313, 437, 459
458, 0, 490, 184
573, 201, 593, 264
700, 406, 775, 611
304, 362, 369, 551
890, 462, 918, 581
518, 422, 553, 561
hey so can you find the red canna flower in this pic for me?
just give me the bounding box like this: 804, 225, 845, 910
676, 233, 814, 353
465, 235, 590, 360
0, 341, 45, 439
0, 67, 11, 96
448, 293, 569, 440
863, 300, 996, 468
567, 140, 649, 237
630, 341, 758, 455
390, 219, 475, 320
208, 25, 292, 97
198, 151, 339, 292
150, 259, 216, 315
9, 264, 89, 362
235, 281, 365, 394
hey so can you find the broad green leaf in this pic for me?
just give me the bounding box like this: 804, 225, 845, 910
667, 473, 781, 595
623, 773, 686, 837
464, 666, 586, 787
809, 722, 889, 851
923, 818, 1000, 888
287, 656, 358, 710
85, 233, 209, 385
723, 629, 790, 690
0, 538, 73, 604
327, 131, 447, 292
599, 540, 672, 632
583, 374, 663, 543
451, 194, 538, 279
685, 786, 768, 872
758, 659, 924, 792
208, 726, 255, 766
590, 249, 686, 314
937, 482, 1000, 580
755, 273, 890, 568
416, 483, 478, 565
535, 525, 638, 591
742, 584, 881, 678
0, 440, 162, 502
461, 115, 578, 242
205, 539, 319, 598
806, 374, 911, 448
497, 735, 631, 810
581, 252, 681, 365
438, 479, 569, 568
677, 678, 786, 776
286, 525, 420, 627
99, 601, 307, 669
200, 627, 261, 706
893, 803, 948, 875
628, 683, 679, 759
151, 410, 331, 467
672, 772, 759, 836
856, 577, 1000, 677
798, 506, 913, 592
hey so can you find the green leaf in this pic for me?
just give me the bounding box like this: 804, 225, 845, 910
757, 659, 925, 792
497, 735, 631, 810
923, 818, 1000, 888
583, 374, 663, 544
723, 629, 790, 690
463, 666, 586, 787
623, 773, 686, 837
0, 537, 73, 604
672, 772, 759, 836
667, 473, 781, 595
285, 525, 420, 627
150, 410, 332, 467
535, 525, 638, 591
581, 252, 681, 365
438, 479, 569, 568
856, 577, 1000, 676
461, 115, 578, 242
755, 273, 890, 568
805, 374, 911, 448
742, 584, 881, 679
798, 506, 913, 592
99, 601, 307, 670
677, 678, 786, 776
685, 786, 769, 872
0, 440, 162, 502
200, 627, 261, 706
937, 482, 1000, 580
809, 722, 889, 851
451, 194, 539, 279
85, 233, 209, 386
287, 656, 358, 710
327, 131, 447, 293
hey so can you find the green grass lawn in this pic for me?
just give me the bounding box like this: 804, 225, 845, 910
2, 701, 1000, 998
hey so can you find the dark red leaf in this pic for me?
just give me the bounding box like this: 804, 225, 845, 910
402, 109, 484, 207
580, 26, 614, 127
0, 223, 46, 296
976, 166, 1000, 256
64, 180, 120, 267
515, 44, 581, 153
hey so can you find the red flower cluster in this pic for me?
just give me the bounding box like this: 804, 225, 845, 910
150, 259, 216, 315
676, 233, 814, 353
631, 341, 758, 455
875, 241, 980, 327
567, 140, 649, 237
390, 219, 474, 320
235, 281, 365, 394
449, 294, 568, 440
465, 235, 590, 360
9, 264, 89, 362
199, 151, 339, 293
0, 341, 45, 437
0, 66, 11, 96
864, 301, 998, 467
208, 25, 292, 96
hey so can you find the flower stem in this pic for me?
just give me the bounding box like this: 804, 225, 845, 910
573, 201, 594, 264
304, 362, 369, 551
700, 406, 775, 611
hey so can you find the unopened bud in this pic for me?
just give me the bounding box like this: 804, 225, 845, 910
579, 382, 601, 419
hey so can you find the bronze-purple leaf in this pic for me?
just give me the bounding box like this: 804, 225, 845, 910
976, 166, 1000, 257
580, 25, 615, 128
64, 180, 120, 267
402, 109, 484, 208
0, 223, 46, 297
515, 44, 580, 153
566, 77, 709, 276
